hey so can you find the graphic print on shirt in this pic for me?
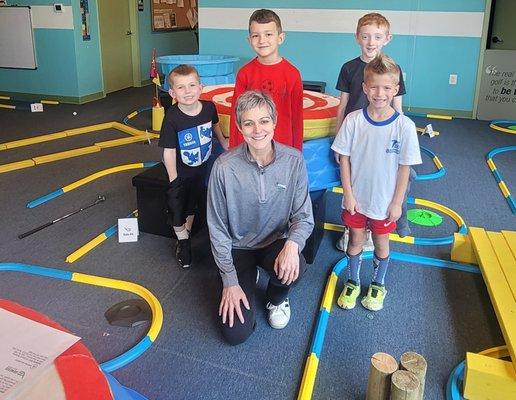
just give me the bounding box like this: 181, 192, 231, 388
178, 122, 212, 167
386, 139, 401, 155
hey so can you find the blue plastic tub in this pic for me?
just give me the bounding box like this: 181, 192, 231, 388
159, 72, 236, 92
157, 54, 239, 77
157, 55, 239, 91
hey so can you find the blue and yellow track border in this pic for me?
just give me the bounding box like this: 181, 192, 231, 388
123, 107, 153, 128
326, 192, 467, 245
66, 210, 138, 263
485, 146, 516, 214
0, 263, 163, 373
27, 162, 158, 208
406, 112, 453, 120
298, 252, 479, 400
418, 146, 445, 181
489, 120, 516, 135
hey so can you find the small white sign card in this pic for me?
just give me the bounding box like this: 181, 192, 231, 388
118, 217, 139, 242
0, 309, 81, 399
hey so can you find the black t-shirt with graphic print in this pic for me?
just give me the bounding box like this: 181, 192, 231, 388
159, 100, 219, 178
336, 56, 407, 117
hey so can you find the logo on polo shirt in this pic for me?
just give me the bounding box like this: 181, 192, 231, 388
386, 139, 400, 154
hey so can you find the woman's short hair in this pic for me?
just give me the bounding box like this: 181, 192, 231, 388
235, 90, 277, 127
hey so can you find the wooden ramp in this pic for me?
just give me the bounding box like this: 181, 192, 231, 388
452, 227, 516, 399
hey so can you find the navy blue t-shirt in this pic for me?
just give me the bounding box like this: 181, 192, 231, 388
159, 100, 219, 178
336, 57, 406, 117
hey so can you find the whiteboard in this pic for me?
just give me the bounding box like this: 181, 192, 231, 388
0, 6, 37, 69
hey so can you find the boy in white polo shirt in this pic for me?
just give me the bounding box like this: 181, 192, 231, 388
331, 54, 421, 311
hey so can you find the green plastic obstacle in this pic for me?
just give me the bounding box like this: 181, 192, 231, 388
509, 125, 516, 131
407, 209, 443, 227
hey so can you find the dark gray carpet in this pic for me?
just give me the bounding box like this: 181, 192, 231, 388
0, 86, 515, 400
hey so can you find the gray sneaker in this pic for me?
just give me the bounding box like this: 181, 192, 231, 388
336, 230, 349, 252
337, 229, 374, 252
363, 231, 374, 252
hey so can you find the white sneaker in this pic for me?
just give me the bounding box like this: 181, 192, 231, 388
266, 298, 291, 329
363, 231, 374, 252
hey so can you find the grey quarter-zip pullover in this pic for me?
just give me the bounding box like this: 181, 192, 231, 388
207, 142, 314, 287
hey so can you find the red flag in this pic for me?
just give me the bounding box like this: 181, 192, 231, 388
150, 48, 157, 78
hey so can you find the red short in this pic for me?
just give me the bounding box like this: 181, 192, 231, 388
341, 210, 397, 235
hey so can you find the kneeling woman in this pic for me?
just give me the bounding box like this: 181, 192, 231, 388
207, 90, 314, 345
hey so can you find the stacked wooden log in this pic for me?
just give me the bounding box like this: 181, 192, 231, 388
365, 351, 427, 400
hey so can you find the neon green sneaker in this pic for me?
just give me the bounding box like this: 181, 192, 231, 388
361, 283, 387, 311
337, 281, 360, 309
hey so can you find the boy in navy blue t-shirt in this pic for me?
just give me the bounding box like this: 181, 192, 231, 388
159, 64, 228, 268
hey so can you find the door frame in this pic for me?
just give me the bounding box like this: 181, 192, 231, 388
472, 0, 493, 118
98, 0, 141, 97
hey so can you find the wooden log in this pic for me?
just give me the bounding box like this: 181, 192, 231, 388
366, 352, 398, 400
399, 352, 427, 400
390, 370, 420, 400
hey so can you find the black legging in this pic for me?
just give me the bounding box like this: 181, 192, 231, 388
219, 238, 307, 346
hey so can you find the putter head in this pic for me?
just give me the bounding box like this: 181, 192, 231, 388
97, 195, 106, 202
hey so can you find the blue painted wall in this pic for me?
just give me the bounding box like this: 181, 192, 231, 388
199, 1, 487, 113
0, 0, 198, 101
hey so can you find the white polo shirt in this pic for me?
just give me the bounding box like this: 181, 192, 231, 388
331, 108, 422, 220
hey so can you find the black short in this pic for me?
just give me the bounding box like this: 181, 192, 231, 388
166, 174, 204, 227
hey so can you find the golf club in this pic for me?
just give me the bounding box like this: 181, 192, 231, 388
18, 195, 106, 239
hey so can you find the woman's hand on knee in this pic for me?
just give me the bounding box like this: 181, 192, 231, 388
219, 285, 250, 328
274, 240, 300, 286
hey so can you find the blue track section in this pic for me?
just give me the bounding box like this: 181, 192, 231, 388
417, 146, 446, 181
311, 310, 329, 358
486, 145, 516, 159
446, 361, 465, 400
0, 263, 73, 280
391, 252, 479, 274
100, 336, 152, 373
27, 189, 65, 208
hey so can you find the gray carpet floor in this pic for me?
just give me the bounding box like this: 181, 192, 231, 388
1, 86, 515, 400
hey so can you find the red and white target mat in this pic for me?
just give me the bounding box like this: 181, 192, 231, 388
200, 84, 339, 140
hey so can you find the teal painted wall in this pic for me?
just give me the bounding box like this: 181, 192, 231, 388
73, 0, 102, 96
0, 0, 85, 98
199, 1, 487, 113
0, 0, 198, 101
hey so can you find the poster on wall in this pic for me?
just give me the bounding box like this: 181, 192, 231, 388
151, 0, 196, 31
477, 50, 516, 120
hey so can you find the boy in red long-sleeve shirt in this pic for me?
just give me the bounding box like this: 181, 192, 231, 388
229, 9, 304, 150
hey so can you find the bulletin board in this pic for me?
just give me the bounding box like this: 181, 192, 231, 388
151, 0, 198, 32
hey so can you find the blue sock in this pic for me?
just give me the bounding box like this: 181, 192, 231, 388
346, 251, 363, 285
371, 253, 390, 285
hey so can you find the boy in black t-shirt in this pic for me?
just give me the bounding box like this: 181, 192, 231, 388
159, 64, 228, 268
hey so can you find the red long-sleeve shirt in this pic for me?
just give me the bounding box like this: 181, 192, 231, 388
229, 58, 304, 150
